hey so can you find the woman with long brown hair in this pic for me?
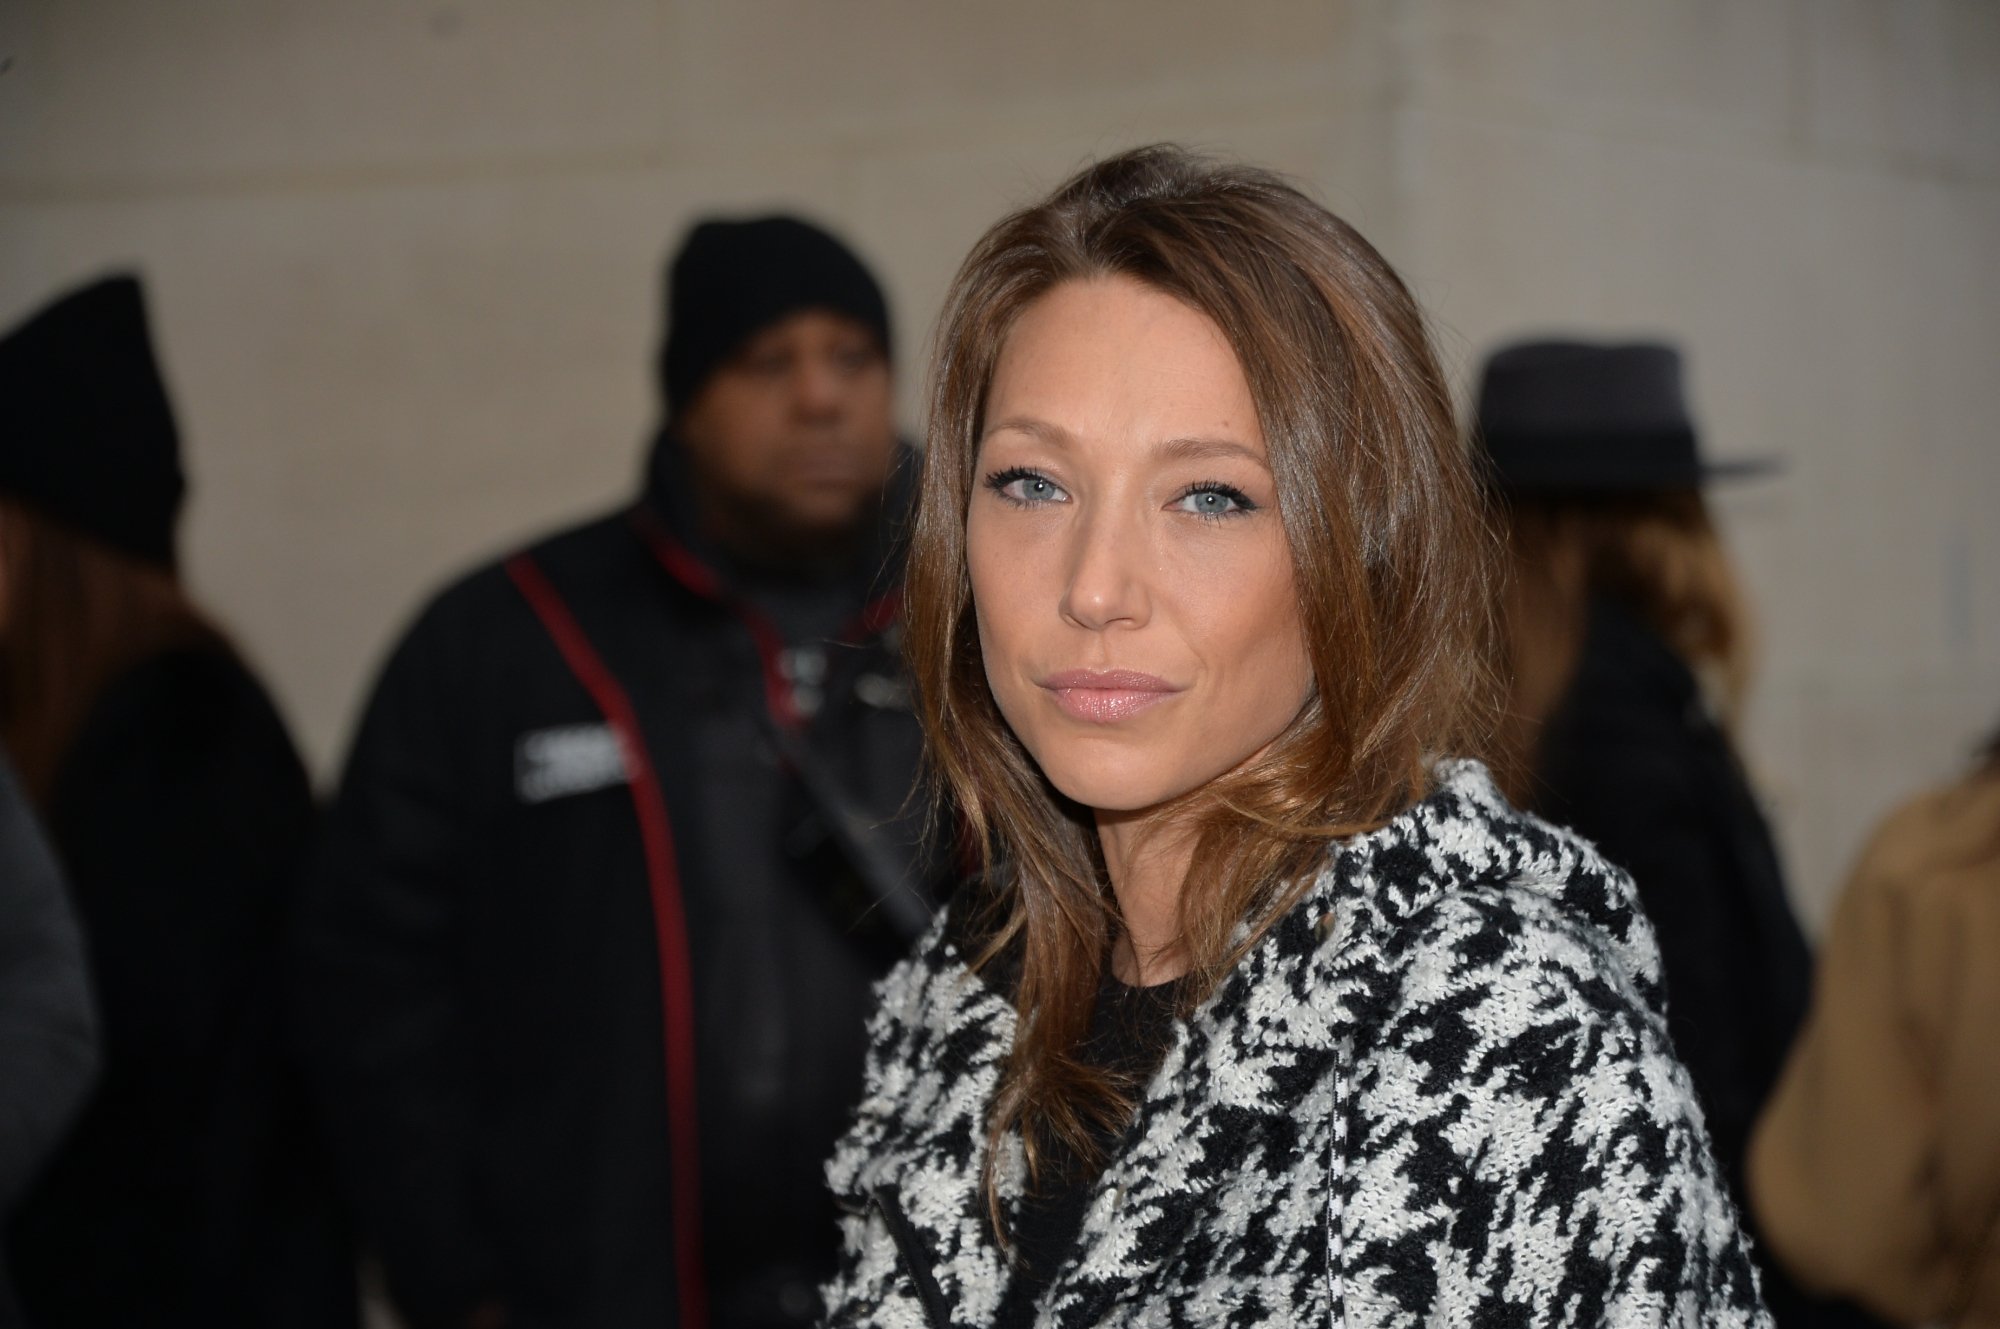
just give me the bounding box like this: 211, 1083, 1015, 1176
0, 275, 350, 1327
819, 148, 1767, 1326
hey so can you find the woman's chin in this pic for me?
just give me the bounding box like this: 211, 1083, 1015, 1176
1037, 758, 1196, 819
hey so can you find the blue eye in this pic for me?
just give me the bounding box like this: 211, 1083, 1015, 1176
983, 467, 1069, 506
1173, 484, 1256, 519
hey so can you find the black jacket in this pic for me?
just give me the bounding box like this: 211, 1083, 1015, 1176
0, 751, 97, 1329
297, 438, 945, 1329
6, 645, 352, 1329
1533, 598, 1810, 1188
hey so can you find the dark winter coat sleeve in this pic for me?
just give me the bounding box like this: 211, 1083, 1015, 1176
0, 751, 97, 1212
293, 586, 502, 1326
12, 648, 335, 1329
47, 653, 314, 1085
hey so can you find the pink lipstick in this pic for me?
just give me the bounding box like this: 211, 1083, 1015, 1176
1039, 669, 1182, 724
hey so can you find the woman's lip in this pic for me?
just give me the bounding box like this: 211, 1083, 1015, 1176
1038, 670, 1183, 724
1040, 669, 1177, 691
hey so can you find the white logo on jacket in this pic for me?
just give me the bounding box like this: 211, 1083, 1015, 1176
515, 723, 629, 803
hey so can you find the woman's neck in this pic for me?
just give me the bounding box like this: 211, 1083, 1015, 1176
1096, 808, 1195, 986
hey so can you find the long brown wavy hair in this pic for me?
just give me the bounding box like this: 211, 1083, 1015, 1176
1494, 489, 1753, 804
0, 499, 223, 805
902, 146, 1498, 1215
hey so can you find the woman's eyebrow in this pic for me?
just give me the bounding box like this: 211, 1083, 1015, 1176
980, 419, 1270, 472
980, 416, 1072, 447
1155, 435, 1271, 471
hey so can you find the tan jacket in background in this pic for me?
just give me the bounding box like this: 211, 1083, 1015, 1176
1750, 766, 2000, 1327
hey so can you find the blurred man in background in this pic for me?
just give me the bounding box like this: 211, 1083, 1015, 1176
298, 216, 946, 1329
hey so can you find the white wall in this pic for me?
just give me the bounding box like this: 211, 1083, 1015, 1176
2, 0, 1994, 926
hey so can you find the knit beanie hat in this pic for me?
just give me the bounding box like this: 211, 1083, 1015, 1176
0, 273, 186, 569
660, 215, 891, 417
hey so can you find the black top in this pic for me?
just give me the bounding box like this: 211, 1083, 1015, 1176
7, 646, 352, 1329
995, 966, 1183, 1328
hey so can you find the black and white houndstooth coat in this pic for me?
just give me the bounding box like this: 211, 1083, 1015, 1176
820, 761, 1774, 1327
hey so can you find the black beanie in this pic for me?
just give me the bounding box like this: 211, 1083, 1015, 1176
0, 273, 186, 569
660, 215, 892, 417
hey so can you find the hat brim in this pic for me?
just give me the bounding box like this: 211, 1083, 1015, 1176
1700, 457, 1782, 481
1479, 431, 1781, 494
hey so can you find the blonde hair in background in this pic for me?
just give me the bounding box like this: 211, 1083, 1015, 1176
901, 145, 1499, 1228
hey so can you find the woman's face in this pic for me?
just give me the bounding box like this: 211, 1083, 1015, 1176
966, 276, 1312, 815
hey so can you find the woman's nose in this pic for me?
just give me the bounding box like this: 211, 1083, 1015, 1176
1059, 506, 1150, 632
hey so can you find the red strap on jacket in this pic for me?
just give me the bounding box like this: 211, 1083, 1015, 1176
505, 552, 708, 1329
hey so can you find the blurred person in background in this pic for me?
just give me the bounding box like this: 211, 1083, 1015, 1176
1750, 720, 2000, 1327
0, 275, 353, 1328
0, 749, 97, 1329
1477, 338, 1876, 1328
297, 216, 948, 1329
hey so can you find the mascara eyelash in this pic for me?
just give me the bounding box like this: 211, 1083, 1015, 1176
1177, 482, 1258, 516
982, 466, 1059, 506
981, 466, 1040, 493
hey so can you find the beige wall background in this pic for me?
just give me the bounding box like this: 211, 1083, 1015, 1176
1, 0, 1995, 930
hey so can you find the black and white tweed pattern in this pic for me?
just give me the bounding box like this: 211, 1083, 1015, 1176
821, 761, 1772, 1327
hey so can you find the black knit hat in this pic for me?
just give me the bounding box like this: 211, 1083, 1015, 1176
660, 215, 891, 416
1475, 338, 1776, 494
0, 273, 186, 568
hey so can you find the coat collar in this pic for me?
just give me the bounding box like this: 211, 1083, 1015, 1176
636, 427, 918, 596
835, 760, 1660, 1324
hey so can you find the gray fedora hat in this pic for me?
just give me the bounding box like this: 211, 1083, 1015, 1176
1474, 338, 1777, 494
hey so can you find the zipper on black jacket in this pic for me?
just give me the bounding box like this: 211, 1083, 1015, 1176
871, 1185, 952, 1329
